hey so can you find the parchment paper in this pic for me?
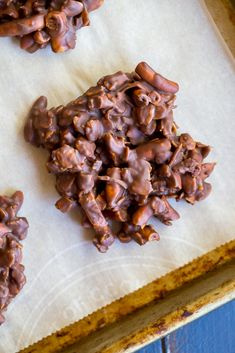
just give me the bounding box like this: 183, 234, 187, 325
0, 0, 235, 351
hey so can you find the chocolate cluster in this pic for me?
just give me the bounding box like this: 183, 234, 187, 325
24, 62, 215, 252
0, 0, 103, 52
0, 191, 29, 324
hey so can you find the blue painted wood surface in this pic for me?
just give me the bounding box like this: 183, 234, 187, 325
136, 341, 162, 353
136, 300, 235, 353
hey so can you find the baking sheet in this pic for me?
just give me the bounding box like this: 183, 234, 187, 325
0, 0, 235, 351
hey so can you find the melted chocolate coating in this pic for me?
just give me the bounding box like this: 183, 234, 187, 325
0, 0, 104, 52
0, 191, 29, 324
24, 62, 215, 251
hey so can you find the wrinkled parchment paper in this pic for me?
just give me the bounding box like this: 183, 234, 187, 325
0, 0, 235, 351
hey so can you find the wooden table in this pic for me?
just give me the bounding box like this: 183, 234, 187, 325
137, 299, 235, 353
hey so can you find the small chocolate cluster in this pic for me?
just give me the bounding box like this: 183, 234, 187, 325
0, 191, 29, 324
24, 62, 215, 252
0, 0, 103, 52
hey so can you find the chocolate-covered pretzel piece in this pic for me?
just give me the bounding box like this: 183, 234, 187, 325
0, 0, 104, 52
24, 62, 215, 251
0, 191, 29, 325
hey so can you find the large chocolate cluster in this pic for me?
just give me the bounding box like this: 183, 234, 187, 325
24, 62, 215, 252
0, 0, 103, 52
0, 191, 29, 324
